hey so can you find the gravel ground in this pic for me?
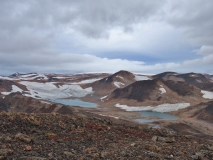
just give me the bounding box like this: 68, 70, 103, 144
0, 111, 213, 160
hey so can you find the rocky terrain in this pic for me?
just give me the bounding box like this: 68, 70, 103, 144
0, 111, 213, 160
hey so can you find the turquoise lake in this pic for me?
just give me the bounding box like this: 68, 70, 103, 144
134, 111, 178, 127
50, 99, 98, 108
139, 111, 178, 120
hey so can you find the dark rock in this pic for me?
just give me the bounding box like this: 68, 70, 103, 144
20, 156, 46, 160
15, 133, 33, 143
0, 149, 13, 156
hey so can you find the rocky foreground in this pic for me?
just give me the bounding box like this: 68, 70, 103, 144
0, 112, 213, 160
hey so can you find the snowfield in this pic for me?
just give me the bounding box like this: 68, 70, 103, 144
19, 81, 94, 99
115, 103, 190, 112
201, 90, 213, 99
1, 85, 23, 95
134, 75, 150, 81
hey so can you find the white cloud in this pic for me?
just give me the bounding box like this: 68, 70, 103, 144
195, 45, 213, 55
0, 52, 212, 75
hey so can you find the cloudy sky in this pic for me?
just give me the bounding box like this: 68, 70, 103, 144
0, 0, 213, 75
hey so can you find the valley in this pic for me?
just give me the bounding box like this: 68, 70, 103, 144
1, 70, 213, 159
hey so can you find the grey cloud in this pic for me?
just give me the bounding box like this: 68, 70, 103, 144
196, 46, 213, 55
0, 0, 167, 58
0, 32, 52, 54
0, 0, 166, 38
167, 1, 213, 47
0, 1, 213, 75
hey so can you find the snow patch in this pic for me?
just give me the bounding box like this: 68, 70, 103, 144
40, 101, 51, 104
115, 103, 190, 112
134, 75, 150, 81
114, 81, 125, 88
100, 95, 109, 102
159, 85, 166, 94
116, 75, 124, 80
1, 85, 23, 95
99, 114, 119, 119
71, 78, 101, 84
52, 76, 67, 79
201, 90, 213, 99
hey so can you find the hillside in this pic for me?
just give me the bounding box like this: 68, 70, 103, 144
153, 72, 213, 91
0, 112, 213, 159
196, 102, 213, 123
0, 79, 27, 93
83, 70, 138, 96
0, 93, 89, 116
106, 78, 204, 106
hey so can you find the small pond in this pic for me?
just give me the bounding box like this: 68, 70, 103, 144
50, 99, 98, 108
134, 119, 160, 128
139, 111, 178, 120
134, 111, 178, 128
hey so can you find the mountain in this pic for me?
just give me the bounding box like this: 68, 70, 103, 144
153, 72, 213, 91
152, 72, 178, 79
83, 70, 138, 96
106, 78, 204, 106
0, 79, 28, 94
0, 73, 109, 99
204, 74, 213, 80
9, 72, 38, 77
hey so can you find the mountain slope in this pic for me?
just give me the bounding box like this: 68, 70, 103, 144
153, 72, 213, 91
0, 79, 28, 94
83, 70, 137, 96
192, 101, 213, 123
106, 78, 204, 106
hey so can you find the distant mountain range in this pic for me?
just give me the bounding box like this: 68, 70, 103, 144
0, 70, 213, 124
